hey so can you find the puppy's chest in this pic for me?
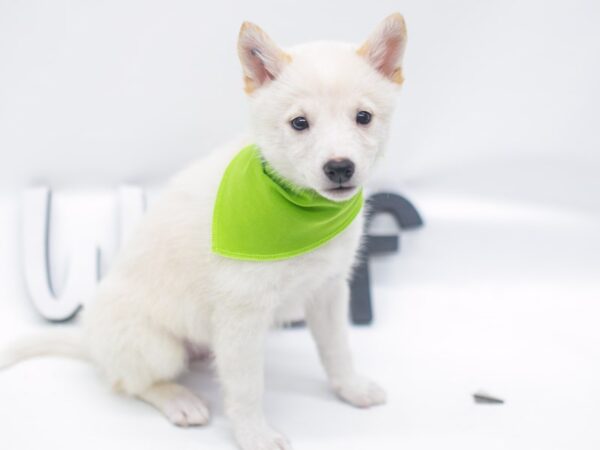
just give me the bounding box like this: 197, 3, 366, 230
268, 223, 362, 322
210, 210, 364, 305
270, 218, 363, 295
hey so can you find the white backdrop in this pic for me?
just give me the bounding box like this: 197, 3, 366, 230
1, 1, 600, 449
1, 0, 599, 205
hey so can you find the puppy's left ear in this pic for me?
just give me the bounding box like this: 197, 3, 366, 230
238, 22, 291, 94
358, 13, 407, 84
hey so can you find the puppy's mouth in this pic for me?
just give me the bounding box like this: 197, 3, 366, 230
321, 185, 359, 201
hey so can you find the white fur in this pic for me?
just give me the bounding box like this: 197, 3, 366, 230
1, 14, 407, 450
249, 42, 397, 201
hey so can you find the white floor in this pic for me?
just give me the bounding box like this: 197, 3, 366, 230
1, 191, 600, 450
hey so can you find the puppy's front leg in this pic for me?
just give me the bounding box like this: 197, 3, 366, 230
306, 278, 387, 408
212, 302, 291, 450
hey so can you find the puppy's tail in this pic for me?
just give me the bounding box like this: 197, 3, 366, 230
0, 329, 87, 370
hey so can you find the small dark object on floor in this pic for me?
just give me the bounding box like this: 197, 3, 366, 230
473, 391, 505, 404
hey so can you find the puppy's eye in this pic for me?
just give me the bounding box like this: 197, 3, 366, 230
290, 116, 309, 131
356, 111, 372, 125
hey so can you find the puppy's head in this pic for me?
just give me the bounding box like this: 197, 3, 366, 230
238, 14, 407, 201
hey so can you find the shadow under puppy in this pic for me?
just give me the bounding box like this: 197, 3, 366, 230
1, 13, 408, 450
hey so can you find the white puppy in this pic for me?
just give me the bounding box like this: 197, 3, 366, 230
2, 13, 407, 450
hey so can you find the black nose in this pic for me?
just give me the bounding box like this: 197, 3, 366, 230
323, 159, 355, 184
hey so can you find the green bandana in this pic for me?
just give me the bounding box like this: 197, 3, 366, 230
212, 145, 364, 261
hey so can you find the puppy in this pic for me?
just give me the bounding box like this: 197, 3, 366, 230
1, 13, 407, 450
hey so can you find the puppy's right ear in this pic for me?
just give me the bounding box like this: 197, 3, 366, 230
238, 22, 291, 94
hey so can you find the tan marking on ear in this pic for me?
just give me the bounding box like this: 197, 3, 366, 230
356, 42, 369, 57
391, 68, 404, 84
388, 12, 407, 36
239, 21, 263, 41
243, 76, 256, 94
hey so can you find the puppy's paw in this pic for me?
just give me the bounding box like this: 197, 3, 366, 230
234, 425, 292, 450
163, 392, 211, 427
332, 375, 387, 408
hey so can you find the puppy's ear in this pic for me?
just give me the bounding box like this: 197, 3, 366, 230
238, 22, 291, 94
358, 13, 407, 84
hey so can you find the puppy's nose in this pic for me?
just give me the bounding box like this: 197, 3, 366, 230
323, 159, 355, 184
